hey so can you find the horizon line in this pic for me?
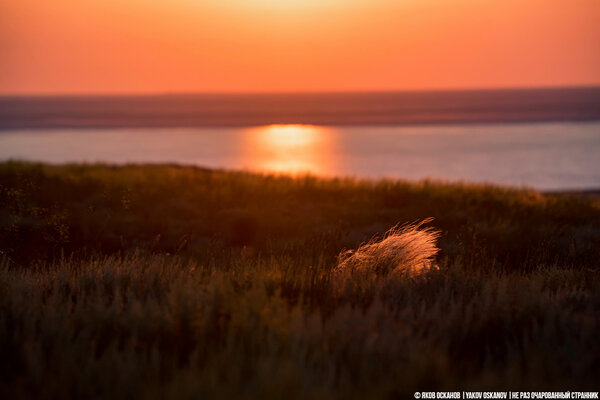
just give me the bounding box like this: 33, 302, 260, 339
2, 84, 600, 98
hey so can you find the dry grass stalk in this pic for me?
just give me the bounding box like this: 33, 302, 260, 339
335, 218, 441, 279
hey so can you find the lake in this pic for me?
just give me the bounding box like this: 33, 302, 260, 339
1, 121, 599, 191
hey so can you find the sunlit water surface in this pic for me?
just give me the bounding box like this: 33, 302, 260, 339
1, 122, 599, 191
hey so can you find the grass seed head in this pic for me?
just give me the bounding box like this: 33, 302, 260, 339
335, 218, 441, 281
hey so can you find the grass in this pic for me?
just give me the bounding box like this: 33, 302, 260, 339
1, 161, 599, 398
335, 219, 441, 278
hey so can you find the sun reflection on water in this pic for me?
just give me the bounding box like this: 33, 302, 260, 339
241, 124, 337, 175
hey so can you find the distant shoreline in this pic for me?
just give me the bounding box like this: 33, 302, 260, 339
2, 87, 599, 129
547, 188, 600, 197
2, 160, 600, 195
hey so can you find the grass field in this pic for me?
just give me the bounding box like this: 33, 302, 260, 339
1, 162, 599, 399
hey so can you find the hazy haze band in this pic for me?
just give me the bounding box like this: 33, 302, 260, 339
2, 87, 599, 129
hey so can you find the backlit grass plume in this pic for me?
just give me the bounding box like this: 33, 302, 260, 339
335, 218, 441, 279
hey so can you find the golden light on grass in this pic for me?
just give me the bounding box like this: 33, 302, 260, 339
241, 124, 338, 175
335, 219, 441, 289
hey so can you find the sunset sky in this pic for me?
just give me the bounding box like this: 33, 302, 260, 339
1, 0, 599, 94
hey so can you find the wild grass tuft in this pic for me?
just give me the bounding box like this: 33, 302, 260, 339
335, 218, 440, 279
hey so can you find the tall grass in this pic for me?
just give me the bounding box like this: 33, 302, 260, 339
1, 254, 598, 399
0, 162, 599, 398
1, 161, 599, 270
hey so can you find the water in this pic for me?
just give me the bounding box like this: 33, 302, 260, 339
1, 122, 599, 191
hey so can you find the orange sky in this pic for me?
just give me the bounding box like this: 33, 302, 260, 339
1, 0, 599, 94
